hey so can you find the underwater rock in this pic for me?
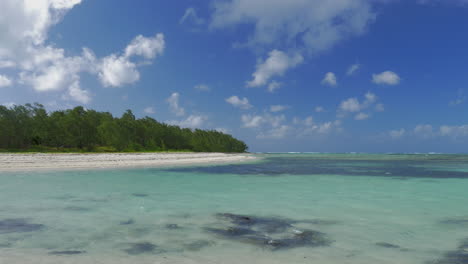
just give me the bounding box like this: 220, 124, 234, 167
0, 219, 44, 234
375, 242, 401, 249
49, 250, 86, 255
431, 239, 468, 264
165, 224, 180, 229
124, 242, 160, 255
184, 240, 215, 251
63, 206, 90, 212
216, 213, 292, 233
267, 230, 332, 250
205, 226, 257, 237
439, 219, 468, 225
120, 219, 135, 225
132, 193, 148, 197
207, 213, 333, 250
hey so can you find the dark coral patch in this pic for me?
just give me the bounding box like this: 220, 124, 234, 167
0, 219, 44, 234
49, 250, 86, 255
124, 242, 161, 255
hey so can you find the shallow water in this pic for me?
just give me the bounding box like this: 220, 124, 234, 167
1, 153, 468, 263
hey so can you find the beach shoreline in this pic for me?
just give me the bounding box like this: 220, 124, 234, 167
0, 152, 257, 172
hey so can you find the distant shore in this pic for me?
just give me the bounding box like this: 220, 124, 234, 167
0, 153, 257, 172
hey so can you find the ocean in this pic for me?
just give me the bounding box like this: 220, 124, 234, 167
1, 153, 467, 264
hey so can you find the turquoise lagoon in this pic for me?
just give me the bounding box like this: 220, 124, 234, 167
1, 153, 468, 264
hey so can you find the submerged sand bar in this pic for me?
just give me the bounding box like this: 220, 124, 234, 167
0, 153, 257, 172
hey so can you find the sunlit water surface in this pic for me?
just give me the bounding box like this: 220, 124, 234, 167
1, 153, 468, 264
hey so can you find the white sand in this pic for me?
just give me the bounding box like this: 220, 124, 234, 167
0, 153, 257, 172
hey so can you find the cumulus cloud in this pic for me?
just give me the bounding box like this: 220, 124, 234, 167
315, 106, 325, 113
99, 34, 165, 87
124, 34, 165, 60
414, 124, 435, 139
338, 92, 383, 120
99, 55, 140, 87
0, 1, 165, 102
169, 115, 207, 129
167, 92, 185, 116
440, 125, 468, 138
241, 114, 265, 128
375, 103, 385, 112
347, 63, 361, 76
340, 98, 361, 112
355, 112, 370, 120
270, 105, 288, 113
241, 112, 338, 139
226, 95, 252, 109
267, 81, 282, 93
180, 7, 205, 25
211, 0, 376, 92
194, 84, 210, 91
144, 106, 156, 114
372, 71, 401, 85
322, 72, 337, 86
389, 128, 406, 139
0, 75, 12, 87
211, 0, 375, 55
257, 125, 292, 139
247, 50, 303, 88
66, 81, 91, 104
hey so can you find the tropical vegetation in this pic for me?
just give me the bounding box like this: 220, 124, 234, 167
0, 103, 248, 153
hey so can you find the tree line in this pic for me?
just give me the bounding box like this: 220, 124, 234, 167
0, 103, 248, 153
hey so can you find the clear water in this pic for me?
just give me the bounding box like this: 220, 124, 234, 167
1, 153, 468, 264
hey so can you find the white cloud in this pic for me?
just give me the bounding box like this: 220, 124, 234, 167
257, 125, 291, 139
418, 0, 468, 5
322, 72, 337, 86
338, 92, 383, 120
347, 63, 361, 76
0, 75, 12, 87
66, 81, 91, 104
439, 125, 468, 138
372, 71, 401, 85
144, 107, 156, 114
0, 60, 15, 68
180, 7, 205, 25
99, 55, 140, 87
215, 127, 230, 134
340, 98, 361, 112
241, 114, 264, 128
1, 102, 16, 108
169, 115, 207, 129
315, 106, 325, 113
247, 50, 303, 87
0, 1, 165, 102
194, 84, 210, 91
364, 92, 377, 104
267, 81, 282, 93
226, 95, 252, 109
124, 34, 165, 60
98, 34, 165, 87
167, 92, 185, 116
389, 128, 406, 139
355, 112, 370, 120
270, 105, 288, 113
375, 103, 385, 112
414, 124, 434, 139
210, 0, 375, 55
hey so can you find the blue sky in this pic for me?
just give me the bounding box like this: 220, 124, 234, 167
1, 0, 468, 153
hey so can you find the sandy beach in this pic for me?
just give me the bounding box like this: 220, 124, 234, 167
0, 153, 257, 172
